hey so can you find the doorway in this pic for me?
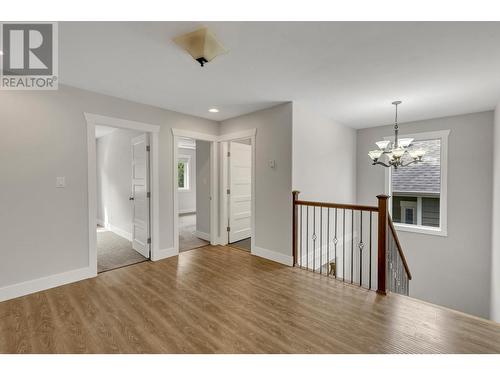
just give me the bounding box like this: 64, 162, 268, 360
86, 113, 160, 276
177, 137, 212, 252
95, 127, 151, 272
172, 129, 218, 254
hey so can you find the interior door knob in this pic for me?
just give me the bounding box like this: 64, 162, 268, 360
129, 196, 135, 201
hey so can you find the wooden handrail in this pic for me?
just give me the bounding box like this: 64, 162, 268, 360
291, 191, 411, 296
388, 217, 412, 280
295, 200, 378, 212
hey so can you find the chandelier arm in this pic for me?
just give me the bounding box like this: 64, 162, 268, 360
400, 159, 420, 168
372, 161, 392, 168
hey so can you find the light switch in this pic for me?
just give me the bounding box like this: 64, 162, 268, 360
268, 160, 276, 169
56, 177, 66, 188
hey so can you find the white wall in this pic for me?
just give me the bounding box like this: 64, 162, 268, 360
196, 140, 211, 236
491, 103, 500, 322
178, 146, 196, 214
220, 103, 293, 262
357, 111, 494, 319
0, 84, 218, 291
96, 128, 141, 237
293, 102, 357, 203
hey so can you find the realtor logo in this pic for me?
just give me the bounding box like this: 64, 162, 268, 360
0, 22, 58, 90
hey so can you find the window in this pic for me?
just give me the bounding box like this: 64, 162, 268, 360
178, 155, 190, 191
386, 130, 449, 236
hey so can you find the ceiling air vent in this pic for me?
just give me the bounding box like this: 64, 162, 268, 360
173, 27, 226, 67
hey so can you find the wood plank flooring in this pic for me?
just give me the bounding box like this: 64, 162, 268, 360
1, 245, 500, 353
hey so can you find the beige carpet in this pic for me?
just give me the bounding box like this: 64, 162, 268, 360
179, 213, 209, 252
97, 227, 147, 273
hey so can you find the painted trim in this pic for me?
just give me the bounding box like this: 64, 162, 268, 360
0, 267, 94, 303
218, 128, 257, 142
84, 113, 160, 133
151, 247, 177, 261
385, 129, 450, 237
172, 128, 218, 142
252, 247, 293, 266
179, 208, 196, 214
86, 113, 161, 268
194, 230, 211, 241
103, 223, 133, 242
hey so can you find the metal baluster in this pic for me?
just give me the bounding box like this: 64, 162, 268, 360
299, 205, 302, 268
306, 206, 309, 270
343, 209, 346, 282
369, 212, 372, 290
313, 207, 316, 272
334, 208, 337, 279
359, 211, 363, 287
327, 208, 330, 277
351, 209, 354, 284
320, 207, 323, 274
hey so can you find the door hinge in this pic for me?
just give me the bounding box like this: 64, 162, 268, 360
147, 192, 151, 198
146, 145, 150, 152
227, 151, 230, 157
227, 226, 230, 232
147, 238, 151, 244
226, 189, 230, 195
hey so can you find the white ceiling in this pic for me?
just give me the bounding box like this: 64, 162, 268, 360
60, 22, 500, 128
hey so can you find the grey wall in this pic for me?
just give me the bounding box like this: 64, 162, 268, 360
96, 128, 141, 235
491, 104, 500, 322
356, 111, 494, 319
0, 84, 218, 288
196, 140, 211, 236
178, 146, 197, 214
293, 102, 357, 203
220, 103, 293, 257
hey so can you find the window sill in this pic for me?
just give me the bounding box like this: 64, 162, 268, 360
178, 188, 191, 193
394, 223, 448, 237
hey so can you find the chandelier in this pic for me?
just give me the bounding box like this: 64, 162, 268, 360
368, 101, 426, 169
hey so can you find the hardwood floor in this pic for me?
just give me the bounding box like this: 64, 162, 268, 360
1, 245, 500, 353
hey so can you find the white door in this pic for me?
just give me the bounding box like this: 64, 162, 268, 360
131, 134, 150, 258
228, 141, 252, 243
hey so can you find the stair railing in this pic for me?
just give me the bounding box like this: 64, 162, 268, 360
292, 191, 411, 295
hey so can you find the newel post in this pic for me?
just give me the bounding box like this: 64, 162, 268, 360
377, 195, 389, 295
292, 191, 300, 267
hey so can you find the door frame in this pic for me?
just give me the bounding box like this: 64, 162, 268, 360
219, 129, 256, 252
172, 129, 218, 254
85, 113, 160, 275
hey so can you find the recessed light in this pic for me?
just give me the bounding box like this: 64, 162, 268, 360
208, 108, 219, 113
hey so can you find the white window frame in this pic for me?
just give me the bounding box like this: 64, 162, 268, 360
385, 129, 450, 237
177, 154, 191, 192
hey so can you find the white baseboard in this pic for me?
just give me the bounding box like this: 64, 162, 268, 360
179, 209, 196, 215
194, 230, 210, 241
152, 247, 177, 261
252, 246, 293, 266
101, 223, 132, 241
0, 266, 95, 303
